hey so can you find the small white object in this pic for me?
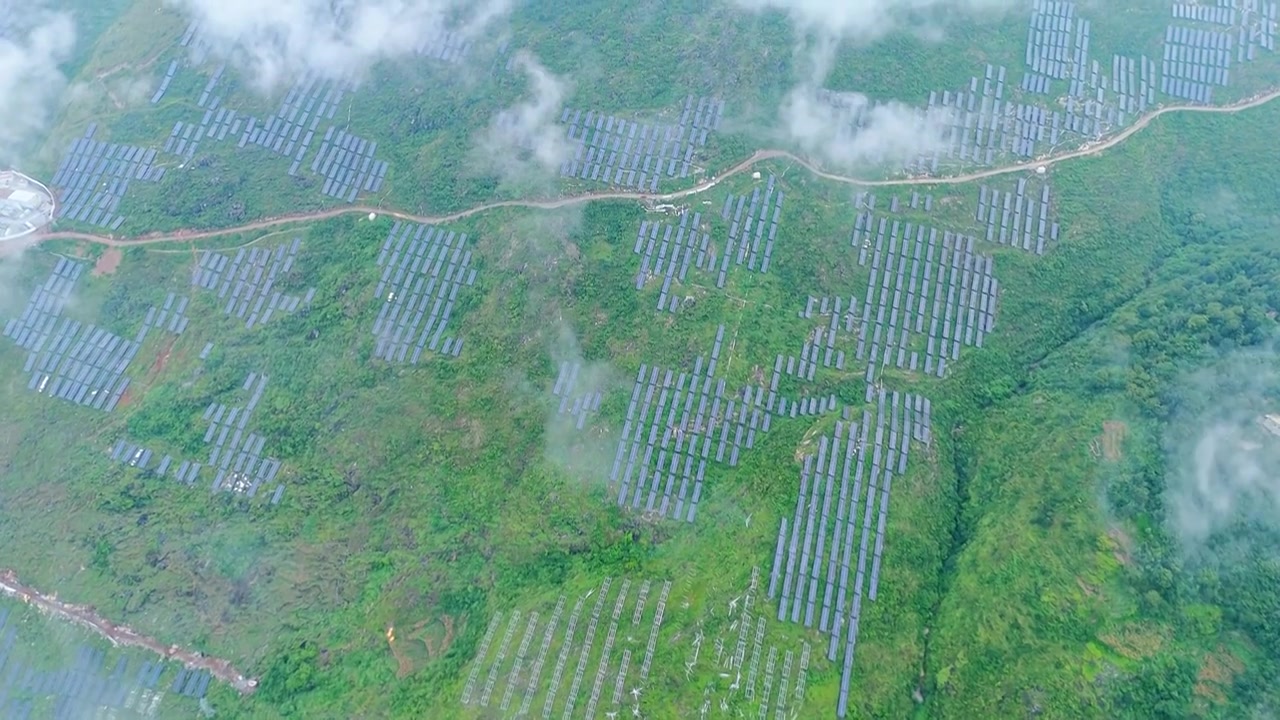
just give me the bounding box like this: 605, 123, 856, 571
368, 212, 376, 221
752, 171, 761, 180
1035, 165, 1046, 174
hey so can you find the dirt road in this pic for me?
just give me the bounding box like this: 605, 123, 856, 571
32, 88, 1280, 251
0, 569, 258, 695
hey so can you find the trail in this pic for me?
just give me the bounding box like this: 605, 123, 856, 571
0, 569, 258, 694
31, 88, 1280, 250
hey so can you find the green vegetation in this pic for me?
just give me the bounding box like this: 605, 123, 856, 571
5, 1, 1280, 718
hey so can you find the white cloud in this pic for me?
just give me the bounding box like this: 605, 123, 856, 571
780, 87, 952, 170
476, 51, 574, 184
0, 7, 76, 165
1165, 351, 1280, 551
164, 0, 515, 93
729, 0, 1019, 171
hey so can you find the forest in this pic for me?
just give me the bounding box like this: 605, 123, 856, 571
2, 0, 1280, 718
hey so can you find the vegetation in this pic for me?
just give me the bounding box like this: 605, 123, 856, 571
4, 1, 1280, 719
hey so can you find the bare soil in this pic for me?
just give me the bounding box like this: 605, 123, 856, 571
92, 247, 123, 276
0, 569, 257, 694
1101, 420, 1127, 461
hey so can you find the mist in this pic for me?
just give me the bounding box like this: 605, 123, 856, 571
1165, 349, 1280, 553
780, 86, 952, 170
543, 322, 617, 487
0, 5, 76, 166
475, 51, 574, 187
163, 0, 516, 93
728, 0, 1019, 171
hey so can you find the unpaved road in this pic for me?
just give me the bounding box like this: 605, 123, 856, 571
33, 87, 1280, 251
0, 569, 258, 695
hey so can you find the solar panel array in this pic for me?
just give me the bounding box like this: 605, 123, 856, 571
150, 59, 179, 104
236, 75, 348, 163
178, 20, 202, 48
51, 125, 161, 231
819, 75, 1082, 172
1025, 0, 1090, 81
459, 578, 674, 719
169, 668, 213, 701
159, 63, 391, 203
196, 63, 226, 109
1229, 0, 1278, 57
372, 221, 478, 364
203, 372, 286, 505
558, 95, 726, 189
1017, 0, 1278, 124
308, 126, 388, 199
716, 174, 785, 286
780, 296, 858, 379
608, 326, 779, 522
143, 292, 192, 336
2, 259, 140, 412
852, 218, 999, 386
1174, 2, 1241, 25
1108, 55, 1157, 115
190, 240, 315, 330
976, 178, 1060, 253
0, 606, 196, 720
632, 213, 712, 312
415, 28, 471, 63
493, 40, 518, 74
1162, 25, 1234, 102
111, 440, 156, 472
765, 390, 932, 718
552, 361, 603, 430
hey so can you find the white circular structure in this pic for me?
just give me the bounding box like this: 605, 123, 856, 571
0, 170, 55, 241
1035, 165, 1047, 175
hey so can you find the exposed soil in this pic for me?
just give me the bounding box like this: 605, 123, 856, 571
0, 569, 257, 694
1195, 646, 1243, 702
92, 247, 123, 276
151, 337, 176, 376
1101, 420, 1127, 461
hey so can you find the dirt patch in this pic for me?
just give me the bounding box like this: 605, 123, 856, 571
0, 569, 256, 693
151, 337, 176, 376
116, 387, 135, 410
1195, 647, 1243, 702
1107, 527, 1135, 567
92, 248, 123, 276
391, 615, 456, 676
1101, 420, 1127, 461
1098, 623, 1166, 662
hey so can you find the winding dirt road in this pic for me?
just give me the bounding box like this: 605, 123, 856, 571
33, 87, 1280, 250
0, 569, 258, 694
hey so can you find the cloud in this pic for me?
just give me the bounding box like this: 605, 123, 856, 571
780, 87, 952, 170
1165, 350, 1280, 551
164, 0, 515, 93
729, 0, 1019, 44
0, 7, 76, 165
729, 0, 1018, 171
476, 51, 574, 186
542, 322, 617, 489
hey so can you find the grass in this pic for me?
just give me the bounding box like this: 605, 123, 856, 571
5, 1, 1280, 718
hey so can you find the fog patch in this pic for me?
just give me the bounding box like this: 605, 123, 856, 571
164, 0, 515, 93
1165, 348, 1280, 553
474, 51, 573, 190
